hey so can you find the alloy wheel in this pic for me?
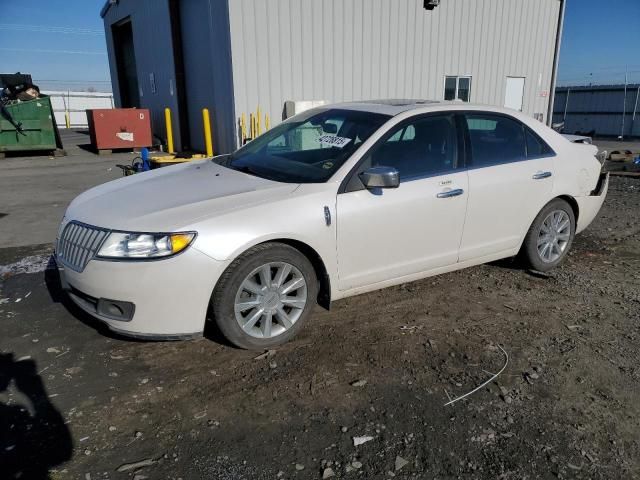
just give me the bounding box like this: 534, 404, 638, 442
234, 262, 308, 339
537, 210, 571, 263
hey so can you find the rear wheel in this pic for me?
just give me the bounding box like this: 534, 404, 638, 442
520, 198, 576, 272
211, 243, 318, 350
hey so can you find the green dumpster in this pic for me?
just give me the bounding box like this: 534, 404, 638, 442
0, 95, 58, 154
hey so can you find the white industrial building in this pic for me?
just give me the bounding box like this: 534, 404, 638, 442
101, 0, 565, 154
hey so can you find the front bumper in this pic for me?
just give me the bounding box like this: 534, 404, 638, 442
57, 246, 227, 338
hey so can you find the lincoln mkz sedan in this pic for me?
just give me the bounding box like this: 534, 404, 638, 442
56, 101, 608, 349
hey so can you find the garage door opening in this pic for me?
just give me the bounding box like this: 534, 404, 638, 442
112, 19, 140, 108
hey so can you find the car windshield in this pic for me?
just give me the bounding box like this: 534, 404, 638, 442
222, 108, 390, 183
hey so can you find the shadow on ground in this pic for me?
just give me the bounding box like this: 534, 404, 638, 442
0, 353, 73, 479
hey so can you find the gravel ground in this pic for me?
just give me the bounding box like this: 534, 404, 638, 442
1, 176, 639, 480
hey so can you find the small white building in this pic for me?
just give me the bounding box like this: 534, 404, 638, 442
101, 0, 565, 153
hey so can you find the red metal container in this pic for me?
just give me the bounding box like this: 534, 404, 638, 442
86, 108, 152, 150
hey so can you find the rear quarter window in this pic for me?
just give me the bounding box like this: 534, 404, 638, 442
525, 128, 554, 158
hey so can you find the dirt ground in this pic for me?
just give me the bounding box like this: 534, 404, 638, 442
1, 175, 640, 480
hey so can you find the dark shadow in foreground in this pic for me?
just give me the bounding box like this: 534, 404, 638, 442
0, 353, 73, 479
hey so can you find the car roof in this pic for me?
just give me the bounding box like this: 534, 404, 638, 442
330, 99, 522, 118
334, 99, 441, 116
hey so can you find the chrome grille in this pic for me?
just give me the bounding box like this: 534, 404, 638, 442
57, 222, 109, 272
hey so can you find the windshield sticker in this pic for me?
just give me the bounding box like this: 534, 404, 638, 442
322, 161, 334, 170
318, 135, 352, 149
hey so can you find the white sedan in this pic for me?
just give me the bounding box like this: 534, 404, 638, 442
56, 101, 608, 349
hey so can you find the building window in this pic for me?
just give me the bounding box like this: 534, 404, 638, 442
444, 76, 472, 102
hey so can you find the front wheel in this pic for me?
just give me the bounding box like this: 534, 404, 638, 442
210, 243, 318, 350
520, 198, 576, 272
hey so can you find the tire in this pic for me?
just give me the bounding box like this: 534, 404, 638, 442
520, 198, 576, 272
211, 242, 318, 350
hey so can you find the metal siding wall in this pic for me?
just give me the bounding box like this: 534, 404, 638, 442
553, 86, 640, 137
103, 0, 183, 149
227, 0, 560, 145
179, 0, 236, 154
552, 113, 640, 138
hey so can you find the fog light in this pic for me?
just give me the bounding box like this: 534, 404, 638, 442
97, 298, 135, 321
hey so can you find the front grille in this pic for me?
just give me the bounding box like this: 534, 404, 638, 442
57, 222, 109, 272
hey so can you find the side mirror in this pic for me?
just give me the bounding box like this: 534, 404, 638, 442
359, 166, 400, 189
322, 122, 338, 134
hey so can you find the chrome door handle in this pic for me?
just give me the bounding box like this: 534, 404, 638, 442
437, 188, 464, 198
532, 171, 552, 180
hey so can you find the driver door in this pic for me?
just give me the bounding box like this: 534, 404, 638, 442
336, 114, 469, 291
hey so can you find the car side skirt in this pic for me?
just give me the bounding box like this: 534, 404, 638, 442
333, 247, 520, 301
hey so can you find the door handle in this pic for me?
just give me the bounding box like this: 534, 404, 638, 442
437, 188, 464, 198
532, 171, 552, 180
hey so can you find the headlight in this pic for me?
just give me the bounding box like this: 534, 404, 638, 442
96, 232, 196, 259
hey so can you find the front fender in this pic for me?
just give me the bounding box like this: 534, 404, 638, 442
189, 186, 340, 296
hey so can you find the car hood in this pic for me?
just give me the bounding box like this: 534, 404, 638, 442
65, 160, 299, 231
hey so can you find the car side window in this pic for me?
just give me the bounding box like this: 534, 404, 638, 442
465, 113, 526, 167
525, 127, 554, 158
366, 115, 458, 181
387, 125, 416, 143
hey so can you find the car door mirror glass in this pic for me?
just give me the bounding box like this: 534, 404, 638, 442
359, 166, 400, 189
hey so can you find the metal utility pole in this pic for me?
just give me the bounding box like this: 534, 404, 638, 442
621, 67, 628, 140
630, 85, 640, 139
563, 88, 571, 124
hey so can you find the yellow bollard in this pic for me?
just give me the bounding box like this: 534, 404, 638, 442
257, 107, 262, 135
202, 108, 214, 157
265, 113, 270, 131
250, 113, 255, 139
240, 113, 247, 144
64, 111, 71, 129
164, 108, 175, 154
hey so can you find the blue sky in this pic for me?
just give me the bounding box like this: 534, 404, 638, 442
0, 0, 110, 91
0, 0, 638, 91
558, 0, 640, 86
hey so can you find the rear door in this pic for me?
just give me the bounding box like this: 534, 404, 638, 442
336, 113, 469, 290
459, 112, 555, 262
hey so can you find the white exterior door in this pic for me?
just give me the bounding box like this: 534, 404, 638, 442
504, 77, 526, 111
459, 113, 554, 262
336, 114, 468, 290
